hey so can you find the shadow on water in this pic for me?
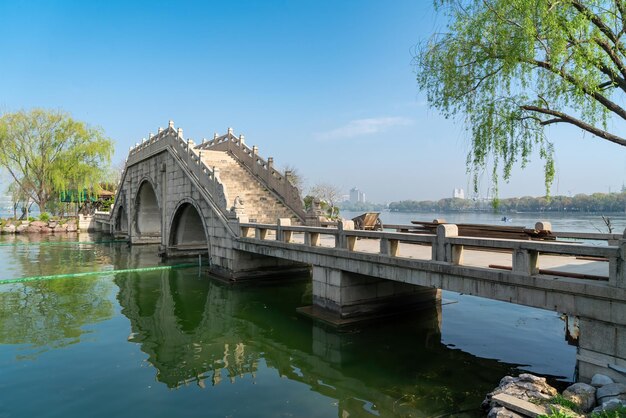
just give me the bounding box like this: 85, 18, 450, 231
114, 267, 537, 417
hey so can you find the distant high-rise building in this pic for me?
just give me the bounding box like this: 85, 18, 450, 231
349, 187, 366, 203
453, 188, 465, 199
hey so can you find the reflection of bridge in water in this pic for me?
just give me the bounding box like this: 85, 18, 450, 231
114, 266, 530, 417
96, 121, 626, 383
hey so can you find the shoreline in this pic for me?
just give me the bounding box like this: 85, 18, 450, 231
1, 219, 79, 234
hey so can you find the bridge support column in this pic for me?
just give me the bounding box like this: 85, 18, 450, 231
576, 318, 626, 383
303, 266, 441, 326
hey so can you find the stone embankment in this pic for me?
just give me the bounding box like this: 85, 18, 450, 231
483, 373, 626, 417
1, 220, 78, 234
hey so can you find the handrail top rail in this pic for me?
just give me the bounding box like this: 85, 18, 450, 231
238, 221, 619, 258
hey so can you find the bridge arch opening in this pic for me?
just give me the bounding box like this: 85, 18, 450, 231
169, 202, 208, 250
115, 206, 128, 232
135, 181, 161, 238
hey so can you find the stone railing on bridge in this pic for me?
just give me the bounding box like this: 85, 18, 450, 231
125, 122, 230, 217
237, 220, 626, 288
197, 129, 306, 221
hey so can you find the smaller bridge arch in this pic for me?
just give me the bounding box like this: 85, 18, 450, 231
168, 199, 209, 256
114, 205, 129, 234
133, 178, 162, 243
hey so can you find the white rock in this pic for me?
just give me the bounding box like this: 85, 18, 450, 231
602, 398, 626, 411
591, 374, 614, 388
597, 383, 626, 404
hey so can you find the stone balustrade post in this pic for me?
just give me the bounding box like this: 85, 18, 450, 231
241, 226, 252, 238
337, 220, 356, 251
256, 227, 268, 240
512, 248, 539, 275
252, 145, 259, 176
432, 224, 462, 263
610, 229, 626, 288
380, 238, 399, 257
305, 231, 321, 247
277, 218, 292, 243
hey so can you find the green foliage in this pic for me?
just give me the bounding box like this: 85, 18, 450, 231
39, 212, 50, 222
538, 409, 574, 418
389, 192, 626, 213
549, 394, 580, 411
591, 405, 626, 418
0, 109, 114, 214
539, 404, 626, 418
416, 0, 626, 197
100, 197, 115, 211
28, 217, 35, 222
338, 201, 387, 212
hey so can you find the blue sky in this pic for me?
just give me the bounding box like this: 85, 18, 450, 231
1, 0, 624, 202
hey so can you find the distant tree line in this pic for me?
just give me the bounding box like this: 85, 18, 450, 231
337, 201, 387, 212
389, 192, 626, 213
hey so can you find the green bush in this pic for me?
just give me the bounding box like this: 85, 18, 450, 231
591, 406, 626, 418
39, 212, 50, 222
28, 216, 35, 222
550, 394, 579, 411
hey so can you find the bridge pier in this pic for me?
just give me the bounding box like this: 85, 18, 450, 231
577, 317, 626, 383
301, 266, 441, 326
207, 249, 309, 281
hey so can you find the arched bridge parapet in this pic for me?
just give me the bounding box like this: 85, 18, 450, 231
104, 120, 309, 278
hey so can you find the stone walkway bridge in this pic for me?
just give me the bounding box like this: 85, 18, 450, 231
98, 121, 626, 383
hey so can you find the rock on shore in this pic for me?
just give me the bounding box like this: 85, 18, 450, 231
1, 220, 78, 234
484, 373, 626, 417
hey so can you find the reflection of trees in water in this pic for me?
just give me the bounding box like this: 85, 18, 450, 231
116, 269, 519, 417
0, 233, 114, 278
0, 279, 113, 357
0, 235, 163, 358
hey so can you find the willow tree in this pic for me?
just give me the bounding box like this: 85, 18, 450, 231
0, 109, 114, 213
416, 0, 626, 196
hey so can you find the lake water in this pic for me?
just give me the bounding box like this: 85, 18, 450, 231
1, 212, 610, 417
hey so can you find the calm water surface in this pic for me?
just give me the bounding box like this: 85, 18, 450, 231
0, 214, 587, 417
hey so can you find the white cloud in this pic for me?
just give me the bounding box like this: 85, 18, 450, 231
314, 116, 413, 140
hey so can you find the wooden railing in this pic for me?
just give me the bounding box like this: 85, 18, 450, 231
238, 220, 625, 288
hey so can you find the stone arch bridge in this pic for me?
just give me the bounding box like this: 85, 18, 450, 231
106, 121, 306, 277
98, 121, 626, 383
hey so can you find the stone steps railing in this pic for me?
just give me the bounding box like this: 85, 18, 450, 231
197, 129, 306, 222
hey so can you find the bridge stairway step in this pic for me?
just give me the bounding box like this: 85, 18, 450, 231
198, 150, 300, 224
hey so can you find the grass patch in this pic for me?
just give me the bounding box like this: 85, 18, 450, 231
591, 405, 626, 418
538, 409, 574, 418
551, 394, 580, 411
537, 394, 580, 418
